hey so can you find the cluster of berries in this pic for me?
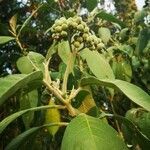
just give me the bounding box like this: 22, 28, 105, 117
51, 16, 104, 50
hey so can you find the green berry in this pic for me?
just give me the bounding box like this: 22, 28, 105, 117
77, 24, 84, 31
71, 22, 78, 28
59, 17, 66, 21
76, 37, 83, 42
84, 27, 89, 33
62, 24, 68, 30
61, 31, 67, 37
55, 20, 62, 26
75, 17, 82, 24
55, 26, 62, 32
83, 33, 88, 40
74, 41, 80, 48
97, 43, 105, 49
86, 36, 93, 42
89, 45, 95, 50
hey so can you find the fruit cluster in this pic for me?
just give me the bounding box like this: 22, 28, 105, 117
51, 16, 104, 50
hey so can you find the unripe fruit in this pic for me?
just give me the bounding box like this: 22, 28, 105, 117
75, 16, 82, 24
61, 31, 67, 36
76, 37, 83, 42
86, 36, 93, 42
89, 45, 95, 50
83, 33, 88, 40
59, 17, 66, 22
52, 33, 60, 39
71, 22, 78, 28
62, 24, 68, 30
55, 26, 62, 32
74, 41, 80, 48
84, 27, 89, 33
55, 19, 62, 26
97, 43, 105, 49
77, 24, 84, 31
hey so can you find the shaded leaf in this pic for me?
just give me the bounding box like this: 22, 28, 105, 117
61, 114, 127, 150
136, 28, 150, 55
5, 123, 67, 150
100, 113, 150, 149
86, 0, 97, 11
96, 11, 126, 28
20, 90, 38, 129
0, 71, 43, 106
80, 77, 150, 111
126, 108, 150, 139
0, 105, 64, 134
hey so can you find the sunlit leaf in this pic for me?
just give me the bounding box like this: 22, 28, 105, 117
17, 52, 45, 74
98, 27, 111, 44
61, 114, 127, 150
0, 36, 15, 44
58, 40, 71, 65
80, 48, 115, 80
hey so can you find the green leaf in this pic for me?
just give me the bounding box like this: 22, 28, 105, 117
61, 114, 127, 150
0, 105, 63, 134
112, 58, 132, 82
17, 52, 45, 74
124, 109, 150, 149
126, 108, 150, 139
86, 0, 97, 11
20, 90, 38, 129
136, 28, 150, 55
17, 56, 33, 74
100, 113, 150, 149
5, 123, 66, 150
80, 77, 150, 111
80, 48, 115, 80
96, 11, 126, 28
46, 41, 58, 60
0, 71, 43, 106
0, 36, 15, 44
58, 40, 71, 65
98, 27, 111, 44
